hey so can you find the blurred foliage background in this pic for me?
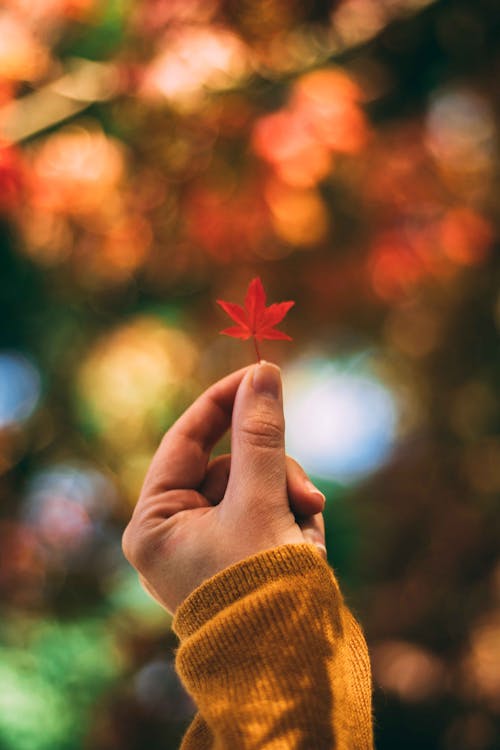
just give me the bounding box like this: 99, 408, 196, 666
0, 0, 499, 748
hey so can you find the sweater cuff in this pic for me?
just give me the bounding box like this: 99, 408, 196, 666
172, 543, 341, 641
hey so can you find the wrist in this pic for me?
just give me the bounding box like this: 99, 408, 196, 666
173, 542, 332, 641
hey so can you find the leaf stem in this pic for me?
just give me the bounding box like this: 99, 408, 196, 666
253, 336, 261, 363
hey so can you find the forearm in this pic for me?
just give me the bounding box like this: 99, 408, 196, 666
173, 544, 373, 750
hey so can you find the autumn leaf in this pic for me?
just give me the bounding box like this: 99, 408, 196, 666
217, 277, 295, 362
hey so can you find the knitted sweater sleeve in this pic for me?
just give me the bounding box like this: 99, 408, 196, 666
172, 543, 373, 750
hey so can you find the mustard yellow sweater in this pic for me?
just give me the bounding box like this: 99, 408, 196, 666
173, 544, 373, 749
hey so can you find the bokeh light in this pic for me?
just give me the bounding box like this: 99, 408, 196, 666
77, 316, 198, 449
284, 356, 397, 483
29, 126, 125, 216
0, 353, 41, 429
0, 11, 49, 82
0, 618, 119, 750
371, 639, 447, 703
463, 611, 500, 712
141, 26, 250, 109
426, 87, 495, 176
23, 463, 117, 554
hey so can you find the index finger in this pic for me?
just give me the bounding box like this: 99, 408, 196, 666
141, 366, 250, 497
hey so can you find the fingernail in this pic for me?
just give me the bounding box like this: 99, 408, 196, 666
305, 481, 326, 509
252, 361, 281, 399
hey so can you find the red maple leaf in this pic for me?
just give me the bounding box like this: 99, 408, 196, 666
217, 277, 295, 362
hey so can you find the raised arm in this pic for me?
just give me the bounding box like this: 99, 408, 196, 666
122, 363, 373, 749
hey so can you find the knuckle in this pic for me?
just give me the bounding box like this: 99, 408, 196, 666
121, 522, 139, 567
121, 521, 154, 572
239, 415, 284, 449
122, 509, 173, 574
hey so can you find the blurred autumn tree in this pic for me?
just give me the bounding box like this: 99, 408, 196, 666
0, 1, 499, 748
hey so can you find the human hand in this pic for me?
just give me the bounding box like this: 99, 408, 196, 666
122, 363, 326, 613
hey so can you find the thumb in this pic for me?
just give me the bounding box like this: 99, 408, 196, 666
226, 361, 287, 507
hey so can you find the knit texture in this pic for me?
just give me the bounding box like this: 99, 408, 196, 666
173, 544, 373, 749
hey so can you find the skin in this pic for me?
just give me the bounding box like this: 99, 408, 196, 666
122, 362, 327, 614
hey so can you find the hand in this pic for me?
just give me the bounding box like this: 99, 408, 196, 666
122, 363, 327, 613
